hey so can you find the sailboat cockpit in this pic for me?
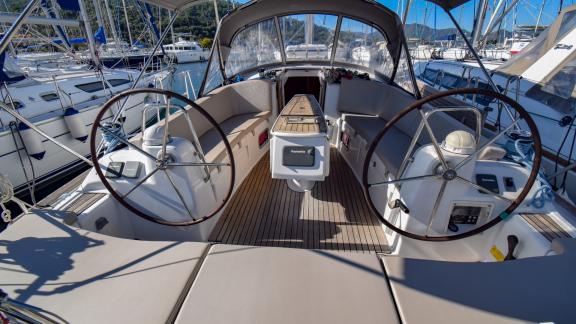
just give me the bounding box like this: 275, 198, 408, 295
1, 0, 574, 323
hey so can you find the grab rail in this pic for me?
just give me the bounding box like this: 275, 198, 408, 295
180, 70, 198, 100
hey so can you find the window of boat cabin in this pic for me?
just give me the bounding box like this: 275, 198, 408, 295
334, 18, 393, 77
225, 19, 282, 77
279, 14, 337, 62
75, 79, 131, 93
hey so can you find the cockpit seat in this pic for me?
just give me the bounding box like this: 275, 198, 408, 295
338, 78, 471, 178
343, 115, 414, 177
199, 111, 270, 162
167, 79, 274, 164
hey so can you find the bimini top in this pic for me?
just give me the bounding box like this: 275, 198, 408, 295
141, 0, 470, 11
203, 0, 411, 84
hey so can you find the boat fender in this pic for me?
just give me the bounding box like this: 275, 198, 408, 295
64, 107, 88, 142
17, 123, 46, 160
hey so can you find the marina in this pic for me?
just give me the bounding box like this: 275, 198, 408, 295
0, 0, 575, 323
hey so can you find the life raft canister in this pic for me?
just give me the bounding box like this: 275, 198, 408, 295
64, 107, 88, 142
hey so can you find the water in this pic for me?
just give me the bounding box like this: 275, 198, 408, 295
2, 62, 209, 229
169, 62, 209, 100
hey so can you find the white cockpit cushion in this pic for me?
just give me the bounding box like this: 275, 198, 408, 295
0, 212, 209, 324
344, 114, 416, 177
199, 111, 270, 162
175, 245, 401, 324
382, 240, 576, 324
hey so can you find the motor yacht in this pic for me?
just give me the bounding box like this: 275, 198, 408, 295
1, 0, 574, 323
163, 38, 209, 63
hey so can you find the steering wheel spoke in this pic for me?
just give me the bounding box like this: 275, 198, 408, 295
425, 180, 447, 236
362, 88, 541, 241
99, 125, 157, 161
455, 176, 513, 203
369, 174, 437, 188
167, 162, 231, 167
121, 167, 160, 199
163, 170, 196, 221
418, 109, 449, 171
455, 117, 521, 171
90, 89, 236, 226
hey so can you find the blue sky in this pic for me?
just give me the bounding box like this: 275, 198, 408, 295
234, 0, 569, 32
377, 0, 570, 30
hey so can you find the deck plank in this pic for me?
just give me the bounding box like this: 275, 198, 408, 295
210, 150, 389, 253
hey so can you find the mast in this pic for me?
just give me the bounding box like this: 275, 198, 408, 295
0, 0, 41, 55
483, 0, 506, 40
212, 0, 220, 26
121, 0, 133, 45
535, 0, 547, 34
78, 0, 101, 67
91, 0, 107, 40
43, 0, 71, 49
305, 14, 314, 44
169, 10, 175, 45
102, 0, 120, 48
471, 0, 489, 48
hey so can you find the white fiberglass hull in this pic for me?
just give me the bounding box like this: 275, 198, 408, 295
166, 50, 209, 63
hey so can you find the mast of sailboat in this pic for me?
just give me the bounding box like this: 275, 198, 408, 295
91, 0, 108, 41
78, 0, 101, 67
471, 0, 489, 48
483, 0, 506, 42
103, 0, 121, 49
402, 0, 413, 28
482, 0, 521, 41
535, 0, 547, 33
213, 0, 220, 26
169, 10, 176, 46
41, 0, 71, 50
0, 0, 40, 55
121, 0, 133, 45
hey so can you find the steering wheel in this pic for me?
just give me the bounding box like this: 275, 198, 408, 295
362, 88, 542, 241
90, 88, 235, 226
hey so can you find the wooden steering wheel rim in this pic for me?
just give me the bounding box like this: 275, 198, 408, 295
89, 88, 236, 226
361, 88, 542, 241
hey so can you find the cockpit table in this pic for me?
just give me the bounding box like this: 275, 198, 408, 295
270, 94, 329, 192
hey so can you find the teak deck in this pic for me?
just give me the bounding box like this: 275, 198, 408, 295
272, 94, 327, 134
209, 149, 390, 253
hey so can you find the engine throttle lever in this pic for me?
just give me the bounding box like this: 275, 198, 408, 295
504, 235, 519, 261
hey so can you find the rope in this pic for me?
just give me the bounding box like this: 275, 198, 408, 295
101, 122, 125, 154
508, 136, 554, 208
0, 174, 14, 223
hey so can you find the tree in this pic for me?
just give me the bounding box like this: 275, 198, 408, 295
199, 37, 213, 49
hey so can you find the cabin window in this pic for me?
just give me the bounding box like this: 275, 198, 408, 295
279, 14, 337, 62
225, 18, 282, 76
75, 79, 130, 93
41, 92, 59, 102
335, 18, 393, 77
6, 100, 23, 109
